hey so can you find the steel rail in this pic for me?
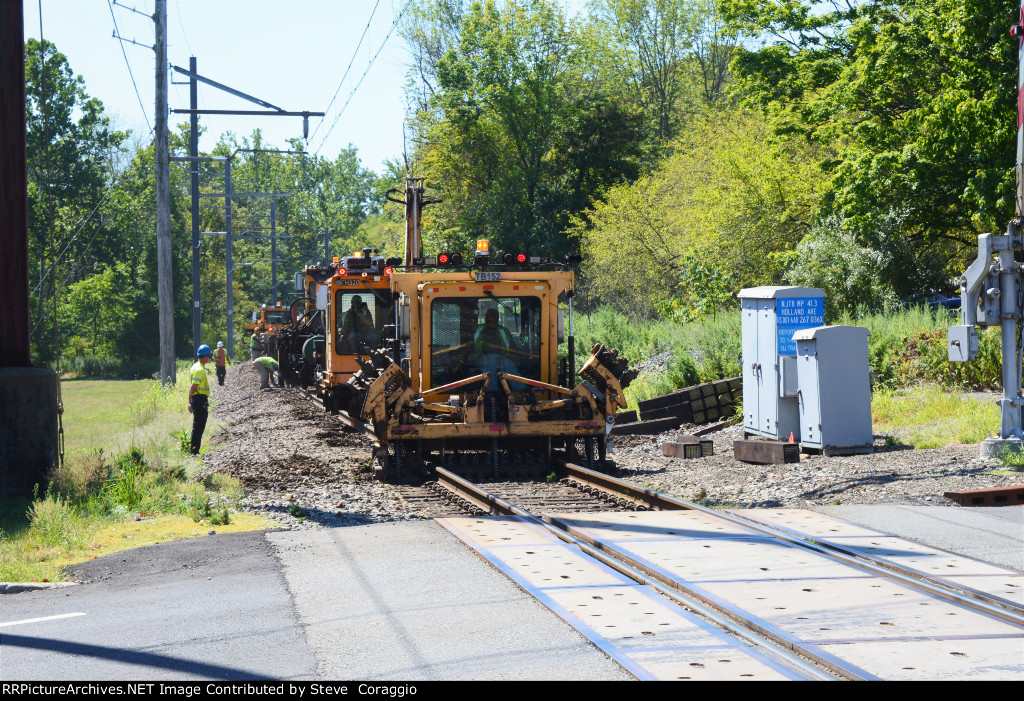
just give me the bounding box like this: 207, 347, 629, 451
432, 466, 848, 681
558, 461, 1024, 628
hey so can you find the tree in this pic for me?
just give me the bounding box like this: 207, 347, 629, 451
575, 107, 827, 318
722, 0, 1019, 254
407, 0, 645, 258
24, 39, 127, 359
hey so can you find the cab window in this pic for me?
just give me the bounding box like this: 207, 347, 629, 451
429, 296, 542, 390
334, 291, 390, 354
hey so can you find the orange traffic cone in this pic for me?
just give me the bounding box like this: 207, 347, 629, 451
788, 432, 795, 443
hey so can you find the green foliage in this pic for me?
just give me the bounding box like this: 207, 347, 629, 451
27, 493, 96, 551
576, 107, 827, 318
786, 212, 946, 317
186, 496, 213, 523
107, 446, 146, 511
657, 255, 738, 322
888, 327, 1002, 391
723, 0, 1017, 250
174, 428, 191, 455
408, 0, 645, 259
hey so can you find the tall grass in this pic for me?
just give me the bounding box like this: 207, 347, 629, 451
873, 385, 999, 448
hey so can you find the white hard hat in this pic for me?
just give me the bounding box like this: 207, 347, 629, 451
217, 341, 224, 347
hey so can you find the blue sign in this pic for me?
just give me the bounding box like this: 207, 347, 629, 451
777, 297, 824, 354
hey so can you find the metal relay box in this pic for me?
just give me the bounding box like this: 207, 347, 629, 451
739, 286, 825, 441
792, 325, 873, 455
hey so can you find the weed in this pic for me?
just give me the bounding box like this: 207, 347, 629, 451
545, 472, 557, 483
832, 498, 842, 505
998, 450, 1024, 469
186, 496, 212, 523
27, 495, 95, 551
107, 446, 146, 511
209, 508, 231, 526
882, 435, 903, 449
288, 503, 306, 518
174, 428, 191, 455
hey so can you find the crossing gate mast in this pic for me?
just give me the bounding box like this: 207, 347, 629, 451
949, 2, 1024, 457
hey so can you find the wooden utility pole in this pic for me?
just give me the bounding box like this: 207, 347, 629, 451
155, 0, 175, 384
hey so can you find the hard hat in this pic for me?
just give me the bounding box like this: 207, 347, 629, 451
197, 344, 212, 357
217, 341, 224, 348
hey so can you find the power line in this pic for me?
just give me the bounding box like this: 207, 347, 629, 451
173, 0, 193, 56
315, 0, 411, 155
107, 0, 152, 133
308, 0, 381, 145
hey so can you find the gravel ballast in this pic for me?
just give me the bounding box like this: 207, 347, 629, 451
200, 364, 1022, 526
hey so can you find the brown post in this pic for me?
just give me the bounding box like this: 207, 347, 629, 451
0, 2, 57, 496
0, 0, 30, 368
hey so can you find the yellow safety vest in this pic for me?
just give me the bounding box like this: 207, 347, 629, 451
190, 362, 211, 396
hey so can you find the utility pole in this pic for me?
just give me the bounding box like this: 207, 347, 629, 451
225, 158, 234, 359
190, 56, 201, 361
154, 0, 175, 385
271, 201, 277, 305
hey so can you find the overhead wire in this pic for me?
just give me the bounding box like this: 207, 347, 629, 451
107, 0, 152, 133
315, 0, 412, 155
307, 0, 382, 145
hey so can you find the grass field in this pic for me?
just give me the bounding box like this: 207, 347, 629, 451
1, 369, 274, 583
872, 385, 1000, 448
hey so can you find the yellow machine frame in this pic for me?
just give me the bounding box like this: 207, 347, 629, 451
357, 268, 628, 446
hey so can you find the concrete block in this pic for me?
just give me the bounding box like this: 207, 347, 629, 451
0, 367, 57, 498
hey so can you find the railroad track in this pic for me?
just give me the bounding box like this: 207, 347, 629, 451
428, 460, 1024, 681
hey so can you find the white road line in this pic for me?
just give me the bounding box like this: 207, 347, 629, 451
0, 612, 86, 628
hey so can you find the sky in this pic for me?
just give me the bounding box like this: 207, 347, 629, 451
23, 0, 415, 174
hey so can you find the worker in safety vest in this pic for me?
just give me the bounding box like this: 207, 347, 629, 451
473, 308, 518, 390
214, 341, 230, 386
187, 345, 213, 455
252, 355, 279, 389
249, 333, 261, 360
474, 308, 513, 358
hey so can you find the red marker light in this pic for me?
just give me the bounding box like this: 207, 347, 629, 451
517, 253, 526, 263
439, 253, 449, 264
384, 266, 393, 276
338, 267, 347, 277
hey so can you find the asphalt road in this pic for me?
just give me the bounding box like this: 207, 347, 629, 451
2, 505, 1021, 681
0, 532, 315, 681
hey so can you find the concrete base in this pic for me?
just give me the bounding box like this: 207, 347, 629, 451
978, 436, 1024, 460
0, 367, 57, 498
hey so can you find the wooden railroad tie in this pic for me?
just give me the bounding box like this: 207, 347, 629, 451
663, 435, 714, 459
943, 485, 1024, 507
734, 439, 800, 465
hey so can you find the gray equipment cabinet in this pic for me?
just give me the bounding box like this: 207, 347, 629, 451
792, 326, 873, 455
739, 286, 825, 441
